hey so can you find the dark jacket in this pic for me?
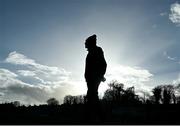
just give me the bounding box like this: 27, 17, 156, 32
85, 46, 107, 82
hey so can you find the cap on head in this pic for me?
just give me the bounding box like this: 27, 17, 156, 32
85, 34, 97, 47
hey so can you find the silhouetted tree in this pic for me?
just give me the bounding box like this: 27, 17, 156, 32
47, 98, 59, 106
162, 85, 175, 104
172, 93, 176, 104
176, 96, 180, 104
63, 95, 85, 105
147, 96, 156, 104
174, 83, 180, 104
152, 85, 175, 104
152, 86, 162, 104
103, 81, 125, 104
138, 90, 151, 104
63, 95, 73, 105
111, 81, 124, 102
103, 81, 142, 104
76, 95, 85, 104
123, 86, 140, 104
13, 101, 20, 107
103, 89, 115, 102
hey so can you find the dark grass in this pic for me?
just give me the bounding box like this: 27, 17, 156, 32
0, 103, 180, 125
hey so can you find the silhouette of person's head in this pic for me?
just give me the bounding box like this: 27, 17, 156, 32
85, 34, 97, 51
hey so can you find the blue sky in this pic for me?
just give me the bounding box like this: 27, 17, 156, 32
0, 0, 180, 104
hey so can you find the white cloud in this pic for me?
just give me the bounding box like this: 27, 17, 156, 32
160, 12, 167, 16
173, 74, 180, 85
106, 64, 153, 91
0, 68, 46, 104
0, 68, 24, 87
163, 51, 176, 61
163, 51, 180, 64
169, 2, 180, 26
5, 51, 70, 85
0, 68, 79, 105
0, 52, 155, 104
0, 51, 80, 105
18, 70, 36, 77
0, 68, 17, 78
0, 84, 49, 105
5, 51, 36, 65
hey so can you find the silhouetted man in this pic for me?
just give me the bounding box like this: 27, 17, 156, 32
84, 34, 107, 105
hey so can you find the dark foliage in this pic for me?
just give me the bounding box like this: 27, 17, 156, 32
47, 98, 59, 106
152, 85, 163, 104
1, 81, 180, 124
63, 95, 85, 105
103, 81, 141, 105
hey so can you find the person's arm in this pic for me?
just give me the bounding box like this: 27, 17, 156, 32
98, 47, 107, 78
84, 56, 88, 82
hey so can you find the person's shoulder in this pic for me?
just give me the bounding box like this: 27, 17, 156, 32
96, 46, 103, 51
96, 46, 104, 54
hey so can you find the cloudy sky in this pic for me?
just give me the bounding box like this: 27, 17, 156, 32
0, 0, 180, 105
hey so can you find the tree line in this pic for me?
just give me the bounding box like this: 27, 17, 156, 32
1, 80, 180, 106
48, 80, 180, 106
